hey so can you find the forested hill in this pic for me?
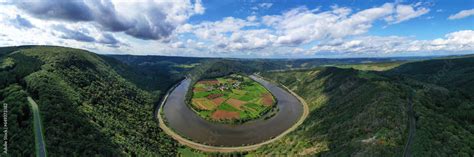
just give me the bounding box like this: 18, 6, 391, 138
253, 56, 473, 156
106, 55, 207, 91
385, 56, 474, 156
255, 67, 410, 156
387, 56, 474, 98
0, 46, 178, 156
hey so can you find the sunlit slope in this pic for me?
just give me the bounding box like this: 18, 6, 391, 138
335, 61, 405, 71
0, 46, 178, 156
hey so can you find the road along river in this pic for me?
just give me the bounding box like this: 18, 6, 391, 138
158, 75, 308, 152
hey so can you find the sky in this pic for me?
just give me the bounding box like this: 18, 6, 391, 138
0, 0, 473, 58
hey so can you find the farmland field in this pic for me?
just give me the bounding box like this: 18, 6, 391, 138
189, 74, 276, 123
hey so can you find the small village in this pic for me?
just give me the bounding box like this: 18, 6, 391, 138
199, 75, 243, 92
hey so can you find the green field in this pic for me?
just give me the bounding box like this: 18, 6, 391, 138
190, 74, 276, 123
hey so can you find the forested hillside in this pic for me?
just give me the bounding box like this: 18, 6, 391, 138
254, 68, 410, 156
252, 56, 474, 156
0, 46, 178, 156
386, 57, 474, 156
106, 55, 205, 91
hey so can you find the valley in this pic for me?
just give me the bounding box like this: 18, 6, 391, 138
2, 0, 473, 156
159, 75, 306, 149
1, 46, 472, 156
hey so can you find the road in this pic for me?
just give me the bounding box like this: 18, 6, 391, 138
403, 91, 415, 157
157, 75, 309, 152
27, 97, 47, 157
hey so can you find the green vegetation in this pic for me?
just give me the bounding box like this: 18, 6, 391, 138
251, 67, 408, 156
0, 84, 34, 156
386, 57, 474, 156
2, 45, 472, 156
105, 55, 203, 91
177, 148, 207, 157
246, 56, 474, 156
173, 63, 201, 68
335, 61, 405, 71
189, 74, 276, 123
0, 57, 15, 70
0, 46, 178, 156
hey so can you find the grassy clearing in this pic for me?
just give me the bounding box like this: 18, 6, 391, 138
0, 57, 15, 70
192, 98, 216, 110
173, 63, 201, 69
217, 103, 239, 112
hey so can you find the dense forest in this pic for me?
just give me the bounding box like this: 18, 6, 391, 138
106, 55, 206, 91
0, 46, 178, 156
386, 57, 474, 156
249, 56, 474, 156
252, 67, 409, 156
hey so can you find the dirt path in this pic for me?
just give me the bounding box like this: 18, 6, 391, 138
156, 76, 309, 152
403, 91, 416, 157
27, 97, 47, 157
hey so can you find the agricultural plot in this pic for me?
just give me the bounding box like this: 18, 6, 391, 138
189, 74, 276, 123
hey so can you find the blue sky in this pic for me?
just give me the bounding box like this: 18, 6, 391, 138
0, 0, 473, 58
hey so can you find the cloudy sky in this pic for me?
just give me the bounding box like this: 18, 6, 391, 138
0, 0, 473, 58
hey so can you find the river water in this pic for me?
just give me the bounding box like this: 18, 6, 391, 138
162, 75, 303, 146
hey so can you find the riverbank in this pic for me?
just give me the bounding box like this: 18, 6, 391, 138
157, 75, 309, 152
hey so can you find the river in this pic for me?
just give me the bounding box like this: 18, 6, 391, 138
162, 75, 303, 146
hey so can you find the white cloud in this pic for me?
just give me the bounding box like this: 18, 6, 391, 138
427, 30, 474, 51
247, 15, 257, 22
448, 8, 474, 20
177, 16, 276, 52
251, 3, 273, 11
263, 3, 395, 46
171, 41, 185, 48
0, 4, 127, 50
2, 1, 472, 58
309, 30, 474, 55
178, 17, 258, 40
226, 29, 277, 50
386, 4, 430, 24
171, 2, 453, 57
11, 0, 205, 40
194, 0, 205, 14
258, 3, 273, 9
